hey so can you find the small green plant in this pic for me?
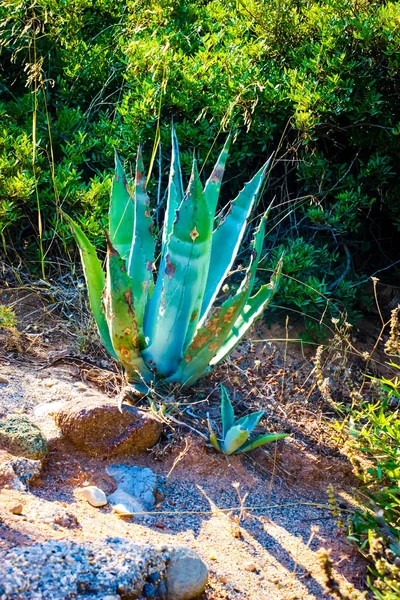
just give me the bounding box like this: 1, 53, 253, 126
208, 384, 288, 455
345, 362, 400, 599
66, 126, 282, 393
0, 305, 16, 328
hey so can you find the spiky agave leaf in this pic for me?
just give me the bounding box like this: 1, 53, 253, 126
167, 211, 271, 386
203, 134, 231, 218
144, 124, 184, 341
222, 424, 250, 455
163, 124, 184, 246
220, 384, 235, 438
103, 234, 152, 384
210, 255, 283, 366
143, 158, 213, 377
109, 152, 135, 261
236, 433, 289, 453
200, 155, 272, 321
127, 144, 155, 328
166, 270, 253, 387
235, 410, 265, 432
63, 213, 117, 360
207, 415, 222, 452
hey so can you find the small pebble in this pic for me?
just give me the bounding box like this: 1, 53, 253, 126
112, 503, 134, 516
0, 376, 9, 384
9, 503, 23, 515
218, 575, 228, 584
80, 486, 107, 507
245, 563, 258, 572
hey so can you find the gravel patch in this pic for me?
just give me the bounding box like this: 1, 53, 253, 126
0, 538, 170, 599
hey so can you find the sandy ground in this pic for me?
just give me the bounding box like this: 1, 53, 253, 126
0, 354, 368, 600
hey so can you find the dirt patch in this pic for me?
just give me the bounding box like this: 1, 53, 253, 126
0, 357, 367, 600
0, 289, 371, 599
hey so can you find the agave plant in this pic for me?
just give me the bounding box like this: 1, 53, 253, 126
65, 125, 282, 393
208, 385, 288, 454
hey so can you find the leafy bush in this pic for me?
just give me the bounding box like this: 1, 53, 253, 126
346, 367, 400, 600
1, 0, 399, 318
0, 304, 16, 328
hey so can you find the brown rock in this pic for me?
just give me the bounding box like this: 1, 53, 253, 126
9, 503, 23, 515
54, 397, 162, 457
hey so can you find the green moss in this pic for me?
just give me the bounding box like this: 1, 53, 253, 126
0, 416, 48, 460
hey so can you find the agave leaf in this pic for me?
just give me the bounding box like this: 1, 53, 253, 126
236, 433, 289, 453
210, 255, 283, 366
235, 410, 265, 432
144, 124, 184, 340
244, 211, 269, 294
210, 432, 222, 452
200, 156, 272, 320
103, 235, 152, 383
63, 212, 117, 360
220, 384, 235, 438
164, 123, 184, 245
127, 144, 155, 327
144, 158, 213, 376
204, 135, 231, 216
109, 152, 135, 261
207, 416, 222, 452
223, 424, 250, 455
166, 272, 252, 387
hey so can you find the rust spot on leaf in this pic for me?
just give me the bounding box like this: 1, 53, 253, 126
124, 327, 132, 335
123, 289, 135, 317
190, 227, 199, 242
144, 210, 151, 218
124, 182, 134, 199
211, 167, 224, 183
222, 305, 237, 322
119, 345, 131, 359
120, 262, 127, 272
184, 355, 192, 363
189, 332, 211, 349
208, 342, 219, 352
165, 255, 176, 279
146, 260, 154, 272
132, 334, 139, 347
190, 310, 198, 322
105, 230, 118, 256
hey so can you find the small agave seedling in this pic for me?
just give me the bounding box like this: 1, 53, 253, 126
65, 125, 282, 393
208, 385, 288, 454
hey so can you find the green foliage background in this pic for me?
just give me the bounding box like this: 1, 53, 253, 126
1, 0, 400, 322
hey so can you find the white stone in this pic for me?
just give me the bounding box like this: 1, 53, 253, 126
80, 486, 107, 507
112, 503, 134, 516
108, 489, 142, 514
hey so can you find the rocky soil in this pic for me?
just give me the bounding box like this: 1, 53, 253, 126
0, 354, 368, 600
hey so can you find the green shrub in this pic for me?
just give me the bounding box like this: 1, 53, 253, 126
1, 0, 399, 319
346, 365, 400, 599
0, 304, 16, 328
